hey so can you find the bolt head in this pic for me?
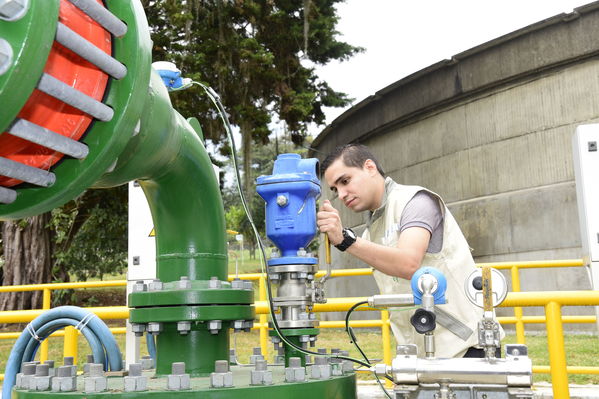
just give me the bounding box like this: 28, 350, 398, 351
147, 322, 163, 334
0, 0, 28, 21
132, 280, 147, 293
276, 195, 288, 207
177, 321, 191, 334
148, 279, 163, 291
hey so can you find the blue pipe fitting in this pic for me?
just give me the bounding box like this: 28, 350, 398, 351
410, 267, 447, 305
256, 153, 321, 266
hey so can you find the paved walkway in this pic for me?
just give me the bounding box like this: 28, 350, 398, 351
357, 381, 599, 398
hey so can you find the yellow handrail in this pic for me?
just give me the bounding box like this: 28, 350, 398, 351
0, 259, 593, 399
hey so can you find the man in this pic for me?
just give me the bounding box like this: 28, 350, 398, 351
317, 144, 501, 358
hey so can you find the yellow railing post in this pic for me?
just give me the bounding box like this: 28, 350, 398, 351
63, 326, 78, 363
39, 288, 51, 362
545, 301, 569, 399
259, 274, 269, 359
381, 310, 393, 388
510, 265, 525, 344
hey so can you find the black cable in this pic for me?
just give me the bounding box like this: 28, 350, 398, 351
345, 301, 371, 363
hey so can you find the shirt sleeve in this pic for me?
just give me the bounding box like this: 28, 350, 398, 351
399, 191, 443, 234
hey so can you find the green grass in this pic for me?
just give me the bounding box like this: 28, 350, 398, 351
2, 329, 598, 385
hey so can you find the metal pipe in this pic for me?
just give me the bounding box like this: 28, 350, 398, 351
8, 119, 89, 159
67, 0, 127, 37
55, 23, 127, 79
37, 73, 114, 122
0, 186, 17, 204
0, 156, 55, 187
392, 357, 532, 386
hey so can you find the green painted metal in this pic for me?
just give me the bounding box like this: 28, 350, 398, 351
0, 0, 152, 219
155, 323, 230, 376
0, 0, 59, 134
96, 71, 228, 282
129, 287, 253, 308
130, 305, 254, 323
270, 328, 319, 366
12, 368, 356, 398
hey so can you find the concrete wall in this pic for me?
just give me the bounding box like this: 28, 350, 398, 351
312, 3, 599, 330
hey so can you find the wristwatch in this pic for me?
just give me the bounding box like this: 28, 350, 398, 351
335, 228, 357, 252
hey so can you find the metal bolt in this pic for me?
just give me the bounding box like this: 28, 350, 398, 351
172, 362, 186, 375
270, 248, 280, 258
148, 279, 163, 291
56, 366, 71, 378
231, 278, 244, 289
129, 363, 142, 377
276, 195, 288, 207
299, 335, 310, 343
208, 276, 222, 289
299, 312, 309, 321
132, 280, 146, 293
297, 247, 307, 257
131, 323, 146, 337
178, 276, 191, 289
147, 322, 163, 335
0, 0, 29, 21
208, 320, 222, 334
177, 321, 191, 335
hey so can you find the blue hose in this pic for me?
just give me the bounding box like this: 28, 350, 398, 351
2, 306, 122, 399
145, 332, 156, 360
22, 318, 106, 367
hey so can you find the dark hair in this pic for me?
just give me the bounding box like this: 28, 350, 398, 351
321, 144, 385, 177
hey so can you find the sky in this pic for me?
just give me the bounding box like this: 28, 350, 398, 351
313, 0, 593, 131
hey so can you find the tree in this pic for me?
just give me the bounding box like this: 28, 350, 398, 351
0, 187, 127, 311
0, 214, 52, 312
142, 0, 361, 194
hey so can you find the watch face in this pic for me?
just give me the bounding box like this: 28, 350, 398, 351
346, 228, 356, 239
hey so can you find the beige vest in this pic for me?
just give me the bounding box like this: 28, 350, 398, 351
364, 179, 497, 358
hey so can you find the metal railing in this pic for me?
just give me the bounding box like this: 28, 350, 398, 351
0, 260, 597, 399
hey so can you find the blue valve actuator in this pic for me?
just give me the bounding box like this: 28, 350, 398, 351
256, 154, 320, 266
410, 267, 447, 305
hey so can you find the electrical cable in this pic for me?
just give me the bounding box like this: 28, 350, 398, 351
344, 301, 394, 399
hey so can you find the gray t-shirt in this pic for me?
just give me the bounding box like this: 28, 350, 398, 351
399, 191, 443, 253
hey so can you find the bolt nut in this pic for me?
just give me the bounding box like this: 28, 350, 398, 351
231, 278, 244, 289
297, 247, 307, 257
270, 249, 280, 258
299, 335, 310, 343
208, 276, 222, 289
131, 323, 146, 336
177, 321, 191, 335
373, 363, 388, 376
208, 320, 222, 334
147, 322, 163, 334
299, 312, 309, 321
276, 195, 288, 207
0, 0, 29, 22
148, 279, 163, 291
243, 280, 253, 290
132, 280, 147, 293
178, 276, 191, 289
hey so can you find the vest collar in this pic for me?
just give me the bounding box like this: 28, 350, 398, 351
366, 177, 396, 228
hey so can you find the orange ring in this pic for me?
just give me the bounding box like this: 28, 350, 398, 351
0, 0, 111, 187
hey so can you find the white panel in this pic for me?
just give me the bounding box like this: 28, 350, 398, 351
126, 181, 156, 367
573, 124, 599, 290
127, 181, 156, 281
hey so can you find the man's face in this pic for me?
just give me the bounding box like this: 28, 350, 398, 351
324, 158, 379, 212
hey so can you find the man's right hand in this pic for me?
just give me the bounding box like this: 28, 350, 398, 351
316, 200, 344, 246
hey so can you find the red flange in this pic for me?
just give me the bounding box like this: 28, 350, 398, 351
0, 0, 111, 187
